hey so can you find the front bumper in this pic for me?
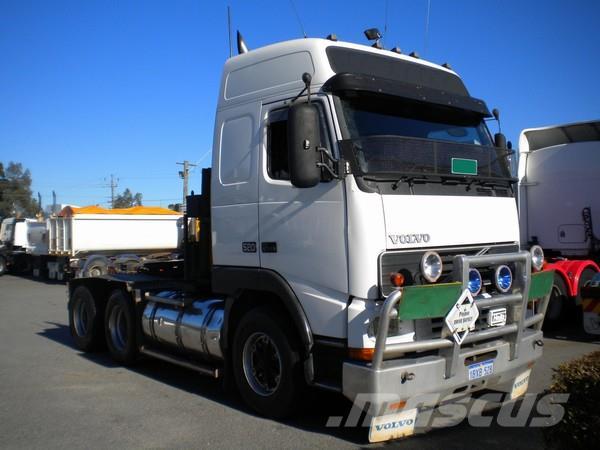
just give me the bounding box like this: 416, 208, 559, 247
342, 251, 551, 412
343, 329, 543, 410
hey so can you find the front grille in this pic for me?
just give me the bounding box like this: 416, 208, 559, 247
379, 243, 519, 296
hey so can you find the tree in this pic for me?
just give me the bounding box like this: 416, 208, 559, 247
0, 161, 38, 218
167, 203, 182, 212
113, 188, 143, 208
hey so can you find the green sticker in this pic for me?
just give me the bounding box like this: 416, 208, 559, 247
451, 158, 478, 175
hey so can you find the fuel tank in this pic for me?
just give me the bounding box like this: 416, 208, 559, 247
141, 293, 224, 360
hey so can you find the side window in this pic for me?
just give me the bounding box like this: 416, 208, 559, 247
267, 109, 289, 180
266, 103, 333, 181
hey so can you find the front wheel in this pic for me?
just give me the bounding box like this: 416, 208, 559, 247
104, 290, 138, 364
232, 308, 303, 419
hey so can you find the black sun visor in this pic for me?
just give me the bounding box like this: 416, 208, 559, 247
323, 72, 491, 117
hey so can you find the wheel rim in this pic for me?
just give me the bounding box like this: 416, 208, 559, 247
73, 298, 90, 336
88, 266, 103, 277
108, 305, 127, 352
242, 332, 282, 397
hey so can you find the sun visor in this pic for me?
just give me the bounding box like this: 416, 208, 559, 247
323, 73, 491, 117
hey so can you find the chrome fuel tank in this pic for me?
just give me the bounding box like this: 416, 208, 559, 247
142, 294, 224, 360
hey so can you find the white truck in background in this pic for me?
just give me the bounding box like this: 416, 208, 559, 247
0, 217, 47, 275
66, 33, 553, 442
518, 120, 600, 333
0, 206, 183, 279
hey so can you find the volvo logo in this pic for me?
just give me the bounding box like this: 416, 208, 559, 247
388, 233, 431, 245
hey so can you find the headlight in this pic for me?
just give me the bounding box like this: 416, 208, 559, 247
421, 251, 442, 283
495, 265, 513, 293
530, 245, 544, 272
468, 268, 482, 295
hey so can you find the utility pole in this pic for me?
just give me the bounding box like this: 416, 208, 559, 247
177, 160, 196, 212
105, 174, 118, 208
52, 190, 56, 215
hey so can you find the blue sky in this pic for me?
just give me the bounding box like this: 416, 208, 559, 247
1, 0, 599, 208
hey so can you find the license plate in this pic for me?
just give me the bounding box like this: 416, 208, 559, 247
468, 359, 494, 380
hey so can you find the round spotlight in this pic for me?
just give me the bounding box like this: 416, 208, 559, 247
421, 251, 442, 283
495, 265, 513, 293
468, 268, 482, 296
530, 245, 544, 272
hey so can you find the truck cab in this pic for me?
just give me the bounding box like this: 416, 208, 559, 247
68, 37, 553, 441
0, 217, 47, 275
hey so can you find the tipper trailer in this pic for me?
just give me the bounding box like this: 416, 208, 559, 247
0, 206, 183, 279
68, 35, 553, 442
518, 120, 600, 333
45, 205, 183, 279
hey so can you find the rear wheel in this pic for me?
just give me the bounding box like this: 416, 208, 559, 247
104, 290, 138, 364
544, 273, 568, 330
69, 286, 105, 351
232, 308, 303, 419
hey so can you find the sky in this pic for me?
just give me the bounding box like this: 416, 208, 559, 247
1, 0, 599, 209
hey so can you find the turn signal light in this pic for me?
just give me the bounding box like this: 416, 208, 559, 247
389, 271, 405, 287
348, 347, 375, 361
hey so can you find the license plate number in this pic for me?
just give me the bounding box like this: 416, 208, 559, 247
468, 359, 494, 380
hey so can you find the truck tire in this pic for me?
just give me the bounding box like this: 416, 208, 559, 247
104, 290, 138, 365
544, 273, 568, 330
84, 260, 108, 278
232, 307, 303, 419
69, 286, 105, 351
576, 268, 597, 303
0, 256, 6, 276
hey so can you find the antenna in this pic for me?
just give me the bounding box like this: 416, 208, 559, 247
424, 0, 431, 56
289, 0, 307, 38
383, 0, 388, 46
227, 6, 232, 58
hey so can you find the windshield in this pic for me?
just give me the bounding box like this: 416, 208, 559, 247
337, 94, 512, 180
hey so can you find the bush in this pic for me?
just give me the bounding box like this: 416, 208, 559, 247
544, 350, 600, 449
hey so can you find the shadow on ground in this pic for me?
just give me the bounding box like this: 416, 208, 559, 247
38, 321, 368, 445
38, 321, 568, 448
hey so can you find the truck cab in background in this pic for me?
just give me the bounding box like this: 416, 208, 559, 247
67, 36, 553, 441
518, 120, 600, 334
0, 217, 47, 275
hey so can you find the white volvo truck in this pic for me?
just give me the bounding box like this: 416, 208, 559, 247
67, 35, 552, 442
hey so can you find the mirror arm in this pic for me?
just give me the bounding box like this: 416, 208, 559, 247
316, 146, 343, 179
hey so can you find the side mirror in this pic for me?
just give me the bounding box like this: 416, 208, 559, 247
287, 102, 321, 188
494, 132, 507, 149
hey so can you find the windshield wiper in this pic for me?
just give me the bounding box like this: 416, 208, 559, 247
390, 175, 437, 190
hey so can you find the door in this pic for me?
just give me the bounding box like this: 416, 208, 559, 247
258, 97, 348, 338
